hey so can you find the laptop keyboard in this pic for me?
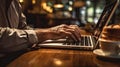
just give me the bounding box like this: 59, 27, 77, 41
63, 35, 97, 46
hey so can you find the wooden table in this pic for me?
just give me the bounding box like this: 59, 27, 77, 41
7, 29, 120, 67
7, 48, 120, 67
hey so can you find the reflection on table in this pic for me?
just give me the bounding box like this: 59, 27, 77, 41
7, 48, 120, 67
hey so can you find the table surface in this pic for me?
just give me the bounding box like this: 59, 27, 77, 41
7, 29, 120, 67
7, 48, 120, 67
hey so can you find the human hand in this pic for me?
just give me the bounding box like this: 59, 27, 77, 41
35, 24, 81, 42
49, 24, 81, 42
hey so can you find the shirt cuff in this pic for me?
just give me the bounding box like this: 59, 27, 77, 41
25, 30, 38, 44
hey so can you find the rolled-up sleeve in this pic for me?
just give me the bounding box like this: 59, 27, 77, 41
0, 27, 38, 53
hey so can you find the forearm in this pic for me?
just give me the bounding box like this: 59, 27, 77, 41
35, 27, 66, 42
35, 28, 53, 42
0, 27, 38, 53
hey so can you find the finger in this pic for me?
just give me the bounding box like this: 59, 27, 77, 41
59, 24, 69, 28
66, 32, 77, 41
60, 27, 79, 41
68, 25, 81, 41
59, 29, 77, 41
65, 29, 80, 41
69, 25, 81, 36
58, 24, 81, 41
74, 26, 81, 40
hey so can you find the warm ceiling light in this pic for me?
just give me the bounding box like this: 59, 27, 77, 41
32, 0, 36, 4
68, 7, 73, 11
54, 0, 64, 8
54, 4, 64, 8
19, 0, 24, 3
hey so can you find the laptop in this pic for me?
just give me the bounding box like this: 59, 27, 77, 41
37, 0, 119, 50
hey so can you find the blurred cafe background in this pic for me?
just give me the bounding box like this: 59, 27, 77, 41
18, 0, 120, 28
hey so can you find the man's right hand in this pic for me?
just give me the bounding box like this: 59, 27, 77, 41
35, 24, 81, 43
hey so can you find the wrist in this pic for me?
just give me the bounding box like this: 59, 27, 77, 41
35, 28, 52, 42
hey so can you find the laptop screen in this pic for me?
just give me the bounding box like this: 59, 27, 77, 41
93, 0, 119, 42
